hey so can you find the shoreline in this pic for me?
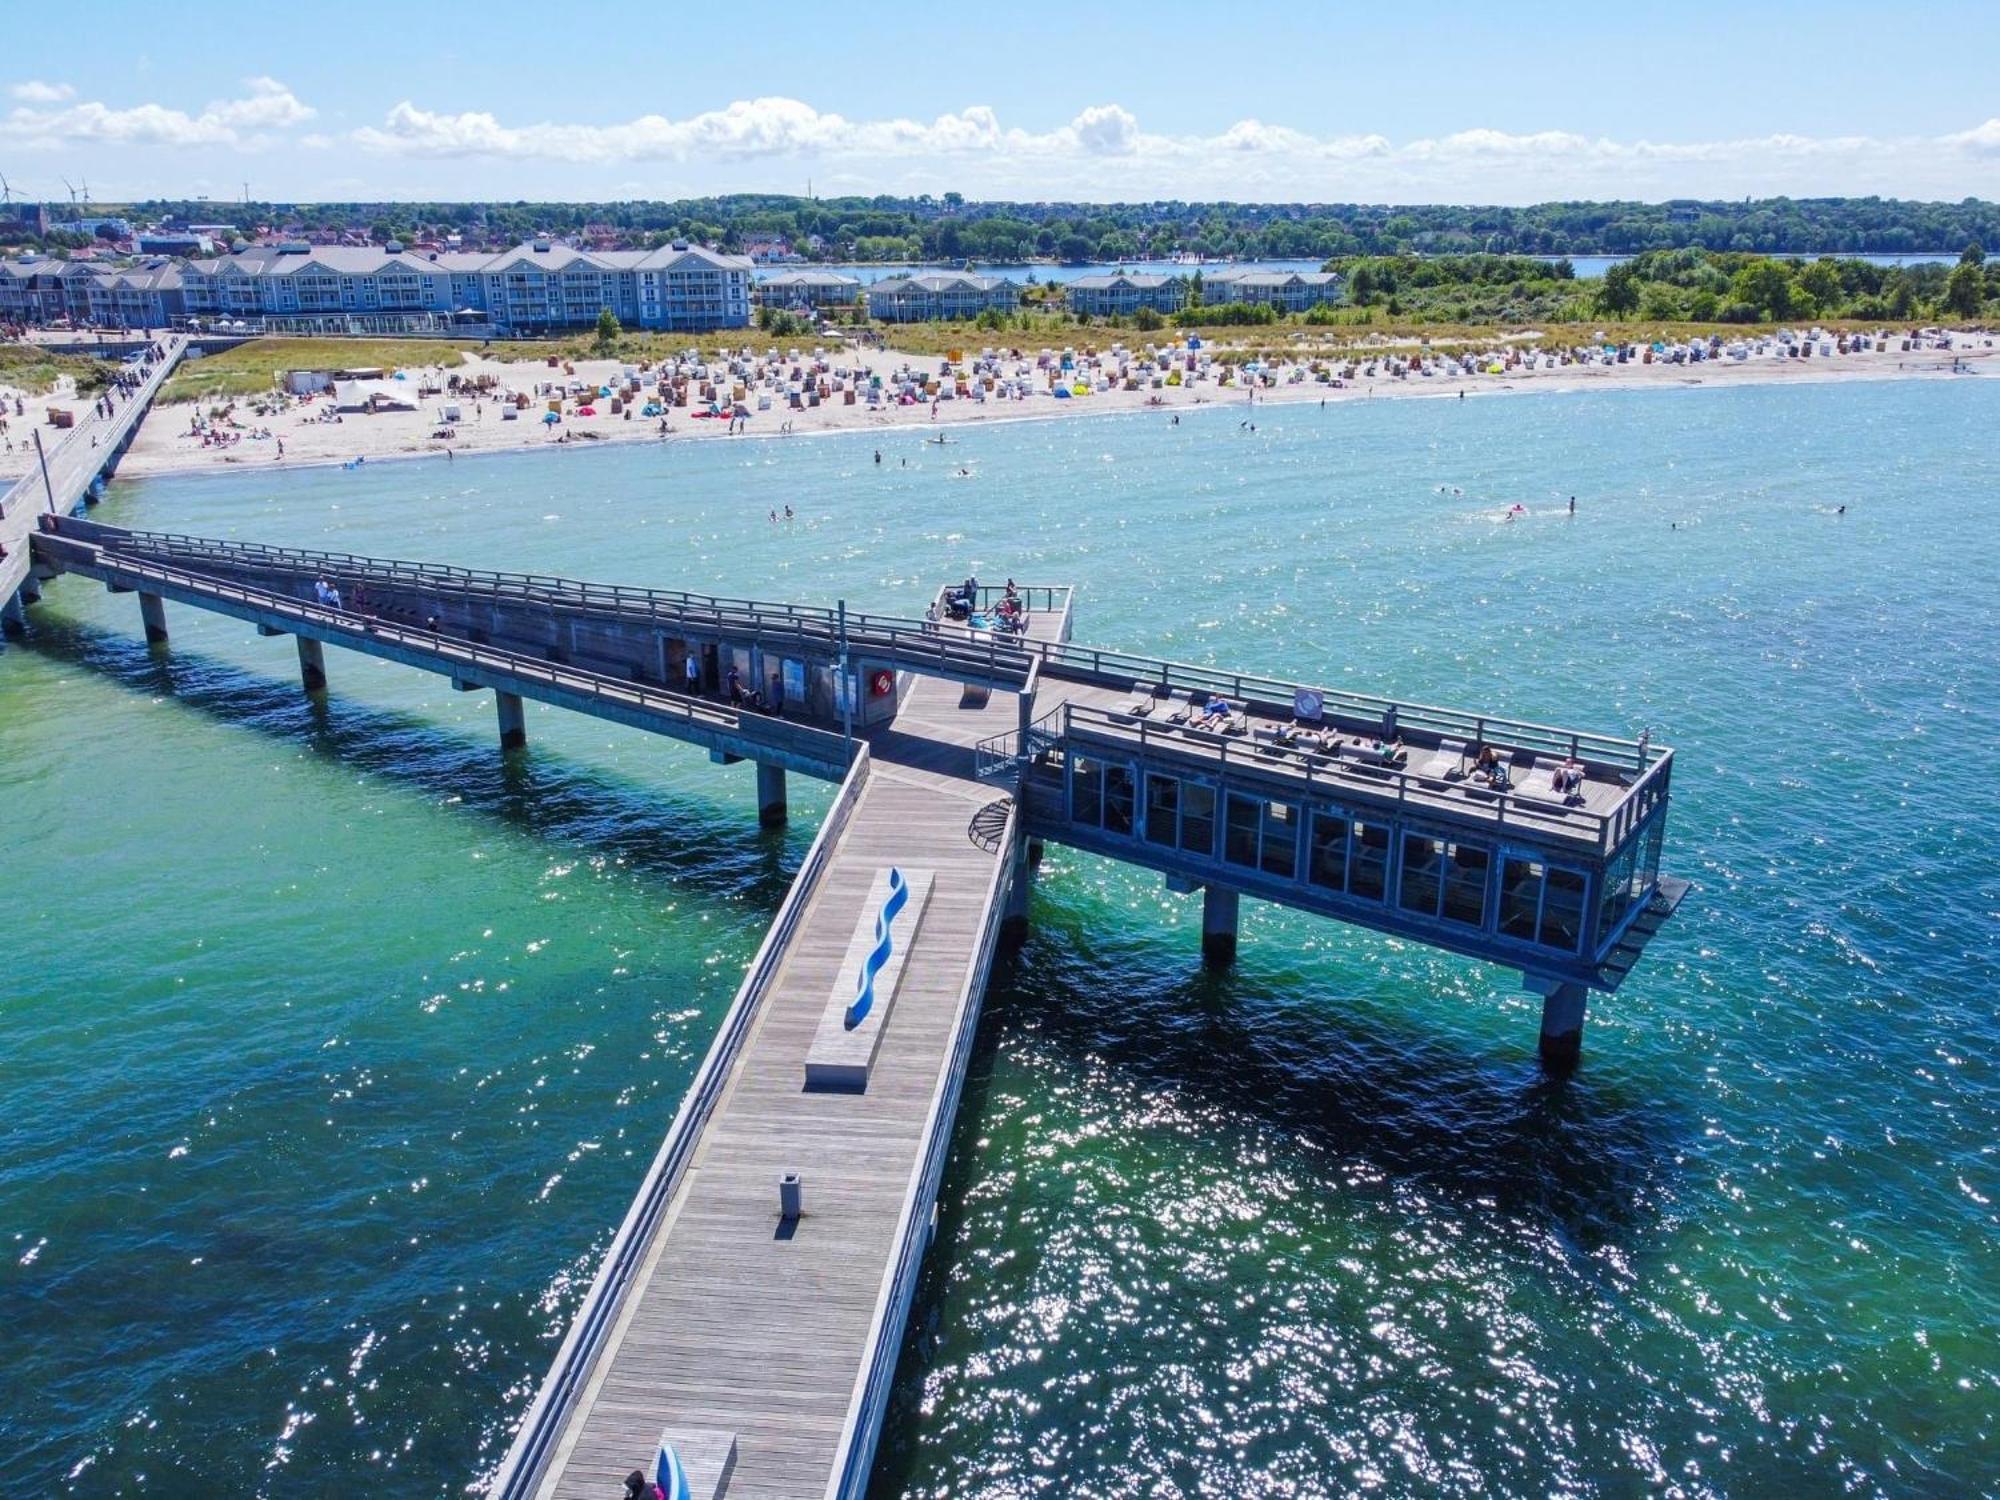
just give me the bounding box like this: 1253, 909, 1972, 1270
93, 338, 1997, 484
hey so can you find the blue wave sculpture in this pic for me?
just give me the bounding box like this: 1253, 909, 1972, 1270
656, 1437, 691, 1500
846, 867, 910, 1028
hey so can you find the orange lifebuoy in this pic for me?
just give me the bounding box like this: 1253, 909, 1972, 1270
870, 669, 895, 698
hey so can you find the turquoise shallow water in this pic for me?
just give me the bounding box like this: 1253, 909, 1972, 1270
2, 379, 1996, 1496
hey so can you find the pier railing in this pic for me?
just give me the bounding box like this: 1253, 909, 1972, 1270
490, 748, 875, 1500
1031, 643, 1661, 773
74, 522, 1042, 688
1056, 702, 1668, 857
827, 796, 1019, 1500
40, 535, 855, 771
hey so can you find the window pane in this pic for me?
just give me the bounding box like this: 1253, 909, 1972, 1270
1442, 843, 1490, 926
1308, 813, 1349, 891
1539, 867, 1586, 953
1181, 783, 1216, 859
1073, 755, 1101, 826
1105, 766, 1136, 837
1351, 822, 1388, 901
1399, 834, 1443, 917
1224, 793, 1260, 868
1501, 857, 1543, 940
1260, 801, 1297, 880
1144, 773, 1179, 848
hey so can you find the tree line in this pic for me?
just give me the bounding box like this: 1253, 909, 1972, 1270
36, 194, 2000, 265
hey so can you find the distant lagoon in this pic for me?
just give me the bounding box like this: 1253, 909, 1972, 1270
765, 251, 1958, 285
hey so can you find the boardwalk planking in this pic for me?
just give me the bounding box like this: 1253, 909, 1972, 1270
539, 643, 1034, 1499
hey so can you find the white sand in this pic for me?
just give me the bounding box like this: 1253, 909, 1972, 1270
105, 332, 1998, 482
0, 379, 101, 482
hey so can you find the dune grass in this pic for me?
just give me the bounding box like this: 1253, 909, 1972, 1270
0, 342, 121, 396
869, 314, 1931, 363
157, 332, 731, 405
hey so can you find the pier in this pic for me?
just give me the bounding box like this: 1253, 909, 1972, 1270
19, 515, 1684, 1498
0, 334, 184, 627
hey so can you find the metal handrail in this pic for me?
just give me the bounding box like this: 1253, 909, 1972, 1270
490, 749, 875, 1500
56, 542, 853, 765
1032, 643, 1662, 769
82, 522, 1041, 687
73, 515, 1658, 774
827, 799, 1017, 1500
1058, 702, 1639, 853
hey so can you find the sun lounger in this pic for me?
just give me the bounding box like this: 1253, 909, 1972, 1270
1415, 737, 1467, 781
1126, 681, 1159, 716
1165, 689, 1196, 725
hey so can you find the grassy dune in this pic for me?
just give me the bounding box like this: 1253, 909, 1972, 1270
0, 342, 121, 396
158, 332, 720, 405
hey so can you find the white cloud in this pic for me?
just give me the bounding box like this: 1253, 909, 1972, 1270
1943, 118, 2000, 156
9, 80, 74, 104
0, 77, 313, 149
334, 98, 2000, 200
9, 85, 2000, 202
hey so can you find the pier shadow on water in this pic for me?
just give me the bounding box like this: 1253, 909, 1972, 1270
973, 908, 1686, 1253
12, 614, 806, 905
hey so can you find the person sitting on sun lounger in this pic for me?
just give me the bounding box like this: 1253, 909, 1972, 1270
1551, 757, 1586, 795
1195, 694, 1233, 730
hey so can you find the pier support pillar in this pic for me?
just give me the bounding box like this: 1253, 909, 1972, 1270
496, 691, 527, 750
1201, 885, 1240, 968
1000, 836, 1034, 947
1537, 982, 1589, 1073
296, 636, 327, 694
139, 591, 168, 645
1027, 838, 1045, 869
1, 589, 25, 637
755, 761, 787, 828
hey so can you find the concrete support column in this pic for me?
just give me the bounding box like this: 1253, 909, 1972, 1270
1201, 885, 1240, 968
296, 635, 327, 694
139, 591, 168, 645
1000, 836, 1034, 947
496, 690, 527, 751
1538, 982, 1589, 1073
1027, 838, 1045, 869
1, 589, 26, 637
755, 761, 787, 829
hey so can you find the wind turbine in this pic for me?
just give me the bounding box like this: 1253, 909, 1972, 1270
0, 172, 13, 208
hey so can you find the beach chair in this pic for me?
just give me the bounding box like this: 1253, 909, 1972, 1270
1126, 681, 1159, 717
1415, 738, 1467, 781
1165, 689, 1197, 725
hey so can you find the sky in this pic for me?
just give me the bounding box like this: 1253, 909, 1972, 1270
4, 0, 1998, 207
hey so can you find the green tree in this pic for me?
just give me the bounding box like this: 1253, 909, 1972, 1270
1943, 261, 1986, 317
1056, 234, 1094, 264
1796, 259, 1843, 312
1133, 305, 1164, 332
1597, 261, 1642, 316
1961, 242, 1985, 267
595, 307, 621, 350
1729, 261, 1795, 319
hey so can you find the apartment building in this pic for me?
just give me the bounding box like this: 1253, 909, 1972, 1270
864, 273, 1020, 322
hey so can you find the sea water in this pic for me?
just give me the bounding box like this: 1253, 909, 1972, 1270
1, 378, 1995, 1496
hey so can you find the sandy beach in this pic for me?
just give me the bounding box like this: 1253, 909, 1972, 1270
78, 330, 2000, 482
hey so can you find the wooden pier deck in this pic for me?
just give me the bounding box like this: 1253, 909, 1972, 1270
0, 335, 184, 611
508, 623, 1060, 1500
